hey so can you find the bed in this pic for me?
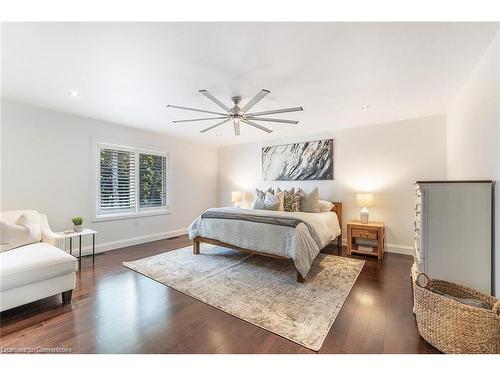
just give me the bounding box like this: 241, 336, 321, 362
188, 202, 342, 282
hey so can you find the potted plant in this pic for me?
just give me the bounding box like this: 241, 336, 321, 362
72, 216, 83, 232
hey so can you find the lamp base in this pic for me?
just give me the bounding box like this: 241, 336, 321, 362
360, 208, 369, 224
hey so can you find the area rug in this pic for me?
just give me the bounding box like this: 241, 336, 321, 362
123, 244, 364, 351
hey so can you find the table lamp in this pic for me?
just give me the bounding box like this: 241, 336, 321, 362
231, 191, 244, 208
356, 193, 374, 224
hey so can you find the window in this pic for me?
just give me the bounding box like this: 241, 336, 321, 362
95, 142, 169, 220
139, 153, 167, 208
99, 148, 136, 212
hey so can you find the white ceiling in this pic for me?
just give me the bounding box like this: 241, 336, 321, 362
2, 22, 498, 146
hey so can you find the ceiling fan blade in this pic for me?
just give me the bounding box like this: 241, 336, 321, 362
166, 104, 227, 116
245, 117, 298, 124
241, 119, 273, 133
172, 116, 229, 123
245, 107, 303, 117
233, 120, 240, 136
200, 118, 231, 133
198, 90, 231, 112
241, 89, 270, 113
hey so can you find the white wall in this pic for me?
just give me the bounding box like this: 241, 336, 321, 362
1, 100, 218, 253
218, 115, 447, 254
447, 30, 500, 295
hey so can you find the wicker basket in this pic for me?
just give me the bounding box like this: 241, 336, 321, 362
413, 273, 500, 353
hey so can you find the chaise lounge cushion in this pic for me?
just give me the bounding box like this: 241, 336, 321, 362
0, 242, 78, 292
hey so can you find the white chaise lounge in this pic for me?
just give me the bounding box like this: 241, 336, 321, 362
0, 210, 78, 312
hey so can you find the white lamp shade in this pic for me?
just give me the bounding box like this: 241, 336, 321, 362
356, 193, 374, 208
231, 191, 244, 202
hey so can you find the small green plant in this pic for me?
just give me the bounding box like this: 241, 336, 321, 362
72, 216, 83, 226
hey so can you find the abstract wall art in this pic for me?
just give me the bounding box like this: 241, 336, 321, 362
262, 139, 334, 181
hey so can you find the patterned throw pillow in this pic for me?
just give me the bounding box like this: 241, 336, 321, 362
254, 188, 266, 202
254, 187, 274, 201
252, 198, 265, 209
252, 188, 282, 210
283, 192, 301, 212
252, 192, 281, 211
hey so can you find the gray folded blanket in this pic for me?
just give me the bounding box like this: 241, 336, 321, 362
201, 211, 305, 228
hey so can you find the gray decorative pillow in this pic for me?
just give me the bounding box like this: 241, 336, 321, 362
283, 192, 301, 212
276, 191, 286, 211
297, 187, 320, 213
263, 192, 281, 211
276, 187, 295, 195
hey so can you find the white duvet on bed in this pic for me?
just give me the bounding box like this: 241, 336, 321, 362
188, 207, 341, 277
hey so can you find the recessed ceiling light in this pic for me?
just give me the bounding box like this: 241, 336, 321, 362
360, 105, 371, 110
68, 90, 80, 97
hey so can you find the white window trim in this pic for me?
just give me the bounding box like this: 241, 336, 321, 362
92, 140, 171, 222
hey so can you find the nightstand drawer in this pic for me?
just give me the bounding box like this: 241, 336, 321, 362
347, 221, 385, 260
351, 228, 378, 240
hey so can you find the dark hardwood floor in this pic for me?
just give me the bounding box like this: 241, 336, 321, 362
0, 235, 439, 354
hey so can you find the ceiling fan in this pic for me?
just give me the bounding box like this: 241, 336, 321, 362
167, 89, 303, 136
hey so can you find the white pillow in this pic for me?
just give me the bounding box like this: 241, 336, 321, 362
319, 200, 334, 212
0, 214, 38, 252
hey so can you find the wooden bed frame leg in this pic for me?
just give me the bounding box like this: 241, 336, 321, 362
193, 239, 200, 255
296, 270, 305, 283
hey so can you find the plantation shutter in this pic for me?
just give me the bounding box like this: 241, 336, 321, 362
139, 153, 167, 208
99, 148, 136, 211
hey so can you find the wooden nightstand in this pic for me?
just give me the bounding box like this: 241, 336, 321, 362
347, 221, 385, 260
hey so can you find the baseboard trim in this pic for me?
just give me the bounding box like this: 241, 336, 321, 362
340, 238, 413, 256
69, 231, 413, 258
64, 228, 188, 257
385, 243, 413, 256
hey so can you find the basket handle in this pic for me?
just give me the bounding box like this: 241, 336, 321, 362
415, 272, 431, 288
493, 300, 500, 318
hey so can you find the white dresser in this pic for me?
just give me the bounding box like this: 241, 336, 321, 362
412, 180, 493, 295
